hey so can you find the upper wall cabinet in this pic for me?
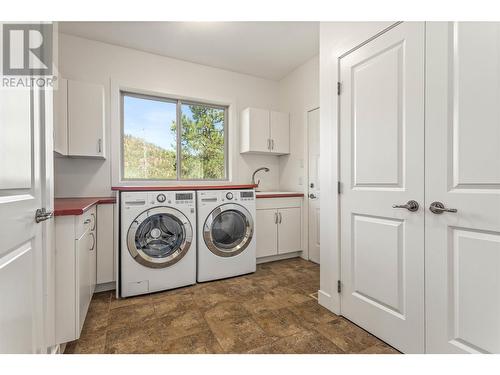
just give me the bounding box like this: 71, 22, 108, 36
54, 78, 105, 158
240, 107, 290, 155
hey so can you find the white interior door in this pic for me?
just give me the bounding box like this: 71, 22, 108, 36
339, 22, 425, 353
0, 87, 48, 353
307, 108, 320, 263
425, 22, 500, 354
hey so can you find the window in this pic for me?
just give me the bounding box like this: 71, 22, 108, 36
122, 92, 227, 180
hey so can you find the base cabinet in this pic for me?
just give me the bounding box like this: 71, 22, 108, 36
256, 209, 278, 257
277, 207, 301, 254
256, 197, 303, 259
96, 204, 115, 285
55, 207, 96, 344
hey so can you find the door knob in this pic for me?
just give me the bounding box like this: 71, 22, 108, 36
309, 193, 317, 199
429, 201, 458, 214
392, 200, 419, 212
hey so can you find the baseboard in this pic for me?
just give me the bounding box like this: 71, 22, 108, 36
318, 289, 340, 315
256, 251, 302, 264
95, 281, 116, 293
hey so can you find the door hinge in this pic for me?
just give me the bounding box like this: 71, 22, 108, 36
337, 181, 341, 194
337, 82, 342, 96
337, 280, 342, 293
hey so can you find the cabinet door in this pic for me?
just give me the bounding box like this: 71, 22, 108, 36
67, 80, 105, 158
270, 111, 289, 154
76, 231, 91, 336
277, 207, 301, 254
256, 209, 278, 258
96, 204, 115, 284
89, 231, 96, 294
248, 108, 270, 153
53, 78, 68, 155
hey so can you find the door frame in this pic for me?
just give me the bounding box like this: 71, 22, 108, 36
306, 106, 320, 263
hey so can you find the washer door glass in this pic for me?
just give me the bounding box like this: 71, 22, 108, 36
127, 207, 193, 269
135, 213, 185, 258
211, 210, 247, 250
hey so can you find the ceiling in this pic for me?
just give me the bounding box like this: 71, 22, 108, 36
58, 22, 319, 81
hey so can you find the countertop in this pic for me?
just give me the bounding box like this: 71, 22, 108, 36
111, 184, 258, 191
54, 197, 116, 216
255, 191, 305, 198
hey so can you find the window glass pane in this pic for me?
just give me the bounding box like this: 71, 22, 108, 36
123, 94, 177, 179
180, 103, 225, 179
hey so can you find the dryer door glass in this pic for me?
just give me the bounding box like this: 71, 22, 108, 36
204, 203, 254, 258
127, 207, 193, 269
211, 210, 247, 250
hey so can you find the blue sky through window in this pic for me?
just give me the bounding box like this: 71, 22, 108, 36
123, 95, 176, 151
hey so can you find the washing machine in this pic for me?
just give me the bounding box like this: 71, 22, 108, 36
197, 189, 256, 282
120, 191, 196, 297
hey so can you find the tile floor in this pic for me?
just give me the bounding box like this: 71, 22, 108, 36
64, 258, 399, 354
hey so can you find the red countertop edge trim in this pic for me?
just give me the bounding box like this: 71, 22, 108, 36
54, 197, 116, 216
256, 193, 304, 199
111, 184, 258, 191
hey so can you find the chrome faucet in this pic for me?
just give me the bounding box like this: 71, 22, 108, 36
252, 167, 270, 186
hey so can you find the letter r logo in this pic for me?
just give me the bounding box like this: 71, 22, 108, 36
2, 23, 53, 76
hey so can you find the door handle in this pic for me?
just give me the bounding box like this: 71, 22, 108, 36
278, 212, 282, 224
309, 193, 317, 199
271, 139, 275, 150
392, 200, 419, 212
274, 212, 278, 224
429, 201, 458, 214
35, 208, 54, 223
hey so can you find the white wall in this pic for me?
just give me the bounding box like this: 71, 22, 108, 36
54, 33, 282, 197
278, 56, 319, 260
318, 22, 395, 313
278, 55, 319, 192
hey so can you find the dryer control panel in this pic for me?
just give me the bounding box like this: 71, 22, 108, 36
198, 189, 255, 205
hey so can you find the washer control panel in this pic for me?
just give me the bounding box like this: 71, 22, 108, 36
225, 192, 233, 200
156, 193, 166, 203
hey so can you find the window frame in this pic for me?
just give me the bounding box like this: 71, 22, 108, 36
120, 90, 229, 182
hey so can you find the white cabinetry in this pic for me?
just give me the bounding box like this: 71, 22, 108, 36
96, 204, 115, 285
54, 79, 105, 158
277, 207, 301, 254
55, 207, 97, 343
255, 209, 278, 257
240, 107, 289, 155
256, 197, 302, 258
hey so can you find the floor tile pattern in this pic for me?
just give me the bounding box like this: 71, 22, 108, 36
64, 258, 399, 354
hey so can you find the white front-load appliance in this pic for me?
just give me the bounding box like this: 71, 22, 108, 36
120, 191, 196, 297
197, 189, 256, 282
